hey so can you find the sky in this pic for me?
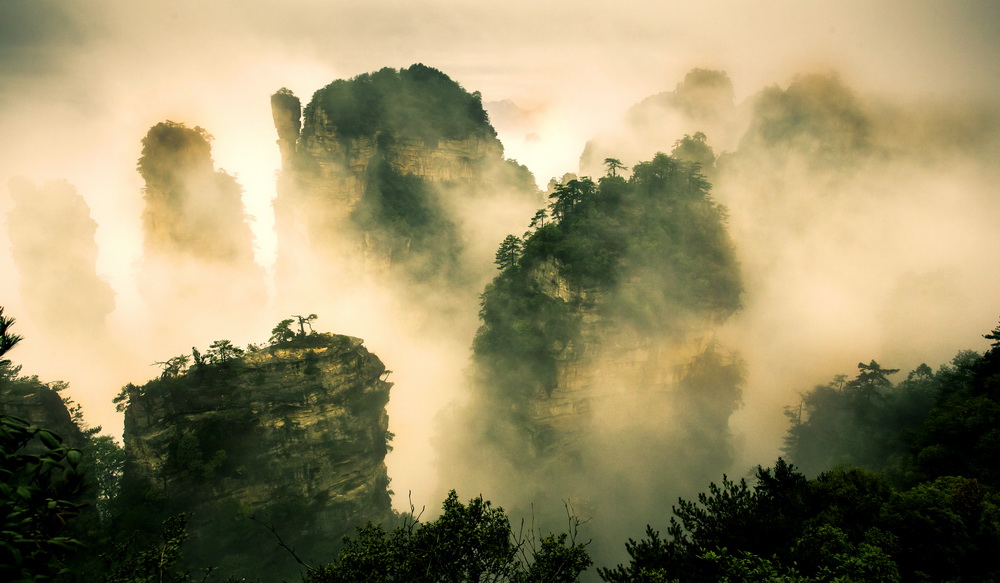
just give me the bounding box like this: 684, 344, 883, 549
1, 0, 999, 509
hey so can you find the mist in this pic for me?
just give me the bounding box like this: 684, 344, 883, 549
1, 0, 999, 568
582, 69, 1000, 472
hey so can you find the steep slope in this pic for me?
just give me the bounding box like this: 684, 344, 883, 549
117, 333, 393, 580
270, 64, 540, 306
440, 154, 744, 563
136, 121, 267, 344
0, 374, 85, 449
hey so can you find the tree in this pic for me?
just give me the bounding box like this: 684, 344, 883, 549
669, 132, 716, 171
81, 434, 125, 524
0, 414, 86, 581
0, 306, 22, 370
269, 318, 296, 345
495, 235, 523, 271
603, 158, 627, 178
528, 208, 548, 231
205, 340, 244, 365
847, 360, 899, 401
152, 355, 190, 379
100, 514, 193, 583
292, 314, 318, 336
548, 178, 596, 221
307, 491, 591, 583
113, 383, 143, 413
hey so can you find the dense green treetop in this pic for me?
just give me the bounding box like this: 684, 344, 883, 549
475, 153, 741, 397
784, 319, 1000, 487
600, 459, 1000, 583
308, 490, 591, 583
304, 64, 496, 145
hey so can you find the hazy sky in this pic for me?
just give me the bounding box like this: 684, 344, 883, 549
1, 0, 999, 505
2, 0, 998, 273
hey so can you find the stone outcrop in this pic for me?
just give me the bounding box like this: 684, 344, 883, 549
441, 157, 744, 564
0, 379, 85, 449
119, 333, 393, 580
135, 120, 267, 344
270, 65, 539, 306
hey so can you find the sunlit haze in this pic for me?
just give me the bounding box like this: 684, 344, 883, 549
2, 0, 999, 517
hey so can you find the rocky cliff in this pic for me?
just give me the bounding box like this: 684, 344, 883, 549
440, 156, 744, 563
118, 333, 393, 580
270, 64, 539, 307
0, 376, 85, 449
136, 121, 267, 344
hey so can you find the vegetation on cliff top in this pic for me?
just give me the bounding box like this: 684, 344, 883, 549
308, 490, 591, 583
784, 322, 1000, 487
305, 64, 495, 145
137, 120, 256, 263
2, 314, 1000, 582
474, 153, 742, 403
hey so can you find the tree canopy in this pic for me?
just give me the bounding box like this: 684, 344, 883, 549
305, 64, 495, 145
307, 491, 591, 583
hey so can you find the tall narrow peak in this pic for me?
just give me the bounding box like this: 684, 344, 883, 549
270, 87, 301, 168
138, 121, 257, 264
5, 178, 114, 344
136, 121, 266, 343
270, 64, 540, 309
440, 155, 744, 562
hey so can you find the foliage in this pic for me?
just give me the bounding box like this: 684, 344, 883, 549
99, 514, 204, 583
603, 158, 627, 178
350, 148, 465, 282
153, 356, 191, 380
113, 383, 143, 414
783, 360, 910, 477
473, 266, 580, 402
269, 319, 297, 345
600, 458, 999, 583
0, 307, 22, 370
305, 64, 494, 145
0, 414, 86, 582
669, 132, 716, 173
743, 73, 872, 166
292, 314, 319, 336
784, 321, 1000, 486
205, 340, 244, 365
307, 490, 591, 583
494, 235, 523, 271
475, 153, 741, 414
136, 121, 214, 193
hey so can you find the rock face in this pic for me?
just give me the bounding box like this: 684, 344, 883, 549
0, 379, 85, 449
270, 65, 539, 307
441, 157, 744, 564
136, 121, 267, 344
119, 333, 393, 580
138, 121, 258, 264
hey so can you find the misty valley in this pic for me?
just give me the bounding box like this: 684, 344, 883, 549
2, 64, 1000, 583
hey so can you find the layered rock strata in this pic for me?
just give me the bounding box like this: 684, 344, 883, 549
120, 334, 393, 579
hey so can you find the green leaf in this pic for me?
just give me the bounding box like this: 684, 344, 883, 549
38, 430, 61, 450
66, 449, 82, 468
